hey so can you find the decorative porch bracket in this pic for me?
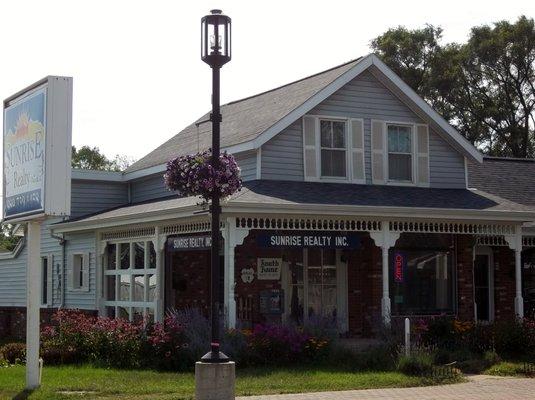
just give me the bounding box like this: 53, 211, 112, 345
370, 222, 400, 327
222, 217, 250, 329
504, 225, 524, 319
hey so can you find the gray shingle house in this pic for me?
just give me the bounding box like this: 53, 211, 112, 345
2, 54, 535, 337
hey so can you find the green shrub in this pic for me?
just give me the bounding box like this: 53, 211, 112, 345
0, 342, 26, 364
397, 350, 434, 376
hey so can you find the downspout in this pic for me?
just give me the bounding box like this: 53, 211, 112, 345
51, 229, 67, 309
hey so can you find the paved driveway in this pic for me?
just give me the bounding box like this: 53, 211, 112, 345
237, 375, 535, 400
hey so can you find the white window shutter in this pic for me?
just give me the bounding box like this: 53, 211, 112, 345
82, 252, 90, 292
349, 119, 365, 183
371, 120, 386, 184
416, 124, 430, 186
303, 116, 318, 180
67, 254, 74, 291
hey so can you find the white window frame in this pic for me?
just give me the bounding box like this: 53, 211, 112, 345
69, 252, 90, 292
385, 122, 417, 186
318, 118, 349, 180
103, 239, 158, 322
282, 249, 348, 333
41, 254, 53, 307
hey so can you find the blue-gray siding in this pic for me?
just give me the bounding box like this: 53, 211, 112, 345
235, 151, 257, 181
0, 217, 98, 310
260, 70, 466, 188
71, 180, 128, 218
261, 121, 304, 181
130, 174, 171, 203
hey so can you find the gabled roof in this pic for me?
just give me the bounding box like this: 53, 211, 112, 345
468, 157, 535, 207
125, 53, 482, 175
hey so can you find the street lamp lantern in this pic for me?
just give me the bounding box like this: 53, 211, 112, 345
200, 9, 231, 364
201, 9, 231, 67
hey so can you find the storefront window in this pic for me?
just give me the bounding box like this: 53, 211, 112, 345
103, 240, 157, 321
390, 248, 454, 315
307, 249, 337, 321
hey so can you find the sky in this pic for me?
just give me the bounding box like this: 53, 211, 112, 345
1, 0, 534, 164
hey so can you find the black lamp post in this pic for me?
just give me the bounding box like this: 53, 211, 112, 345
200, 9, 231, 363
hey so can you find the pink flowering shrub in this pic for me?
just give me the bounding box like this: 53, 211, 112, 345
164, 150, 242, 202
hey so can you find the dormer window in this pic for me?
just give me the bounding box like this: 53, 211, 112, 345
387, 124, 413, 182
320, 119, 347, 178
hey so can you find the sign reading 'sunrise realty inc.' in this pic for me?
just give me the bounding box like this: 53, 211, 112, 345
257, 231, 360, 249
3, 89, 46, 218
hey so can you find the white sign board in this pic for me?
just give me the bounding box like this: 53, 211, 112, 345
257, 258, 282, 280
3, 76, 72, 222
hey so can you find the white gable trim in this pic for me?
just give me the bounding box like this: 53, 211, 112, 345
225, 54, 482, 163
370, 56, 482, 163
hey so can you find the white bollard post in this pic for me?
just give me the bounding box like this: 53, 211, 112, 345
404, 317, 410, 357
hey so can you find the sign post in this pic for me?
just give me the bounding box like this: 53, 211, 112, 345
3, 76, 72, 390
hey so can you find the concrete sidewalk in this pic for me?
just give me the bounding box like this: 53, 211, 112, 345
237, 375, 535, 400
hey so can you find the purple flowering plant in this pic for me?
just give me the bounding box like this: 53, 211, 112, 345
164, 149, 242, 202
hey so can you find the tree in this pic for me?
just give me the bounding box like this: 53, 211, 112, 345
371, 16, 535, 158
71, 146, 135, 171
0, 224, 19, 252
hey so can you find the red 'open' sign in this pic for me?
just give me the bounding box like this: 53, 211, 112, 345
394, 252, 404, 283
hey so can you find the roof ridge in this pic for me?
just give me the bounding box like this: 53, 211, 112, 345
223, 57, 363, 107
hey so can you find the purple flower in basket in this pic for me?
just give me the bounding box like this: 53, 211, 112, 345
164, 149, 242, 202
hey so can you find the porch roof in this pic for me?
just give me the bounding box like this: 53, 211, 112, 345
52, 180, 535, 232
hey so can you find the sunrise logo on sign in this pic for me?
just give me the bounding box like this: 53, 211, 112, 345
3, 89, 46, 218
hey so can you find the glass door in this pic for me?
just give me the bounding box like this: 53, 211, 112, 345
307, 249, 337, 321
474, 249, 494, 322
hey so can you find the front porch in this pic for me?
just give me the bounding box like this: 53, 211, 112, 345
84, 213, 532, 335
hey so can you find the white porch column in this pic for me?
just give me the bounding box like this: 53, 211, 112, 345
370, 221, 400, 327
222, 217, 249, 329
154, 226, 165, 323
26, 221, 41, 390
505, 225, 524, 319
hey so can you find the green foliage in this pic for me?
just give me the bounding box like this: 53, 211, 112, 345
397, 349, 434, 376
371, 16, 535, 158
0, 223, 20, 253
0, 342, 26, 364
71, 145, 135, 171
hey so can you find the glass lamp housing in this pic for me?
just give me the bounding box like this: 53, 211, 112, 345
201, 9, 231, 67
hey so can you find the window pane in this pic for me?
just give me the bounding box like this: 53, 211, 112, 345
118, 306, 129, 320
134, 242, 145, 269
398, 127, 411, 153
120, 275, 130, 301
148, 241, 156, 269
147, 274, 157, 302
146, 308, 155, 324
390, 250, 454, 315
120, 243, 130, 269
322, 249, 336, 266
289, 285, 304, 324
308, 267, 322, 284
133, 307, 144, 323
321, 150, 346, 177
332, 122, 345, 148
106, 276, 116, 301
289, 262, 304, 285
107, 244, 117, 270
133, 275, 145, 302
323, 267, 337, 285
388, 127, 398, 152
389, 153, 412, 181
320, 120, 331, 147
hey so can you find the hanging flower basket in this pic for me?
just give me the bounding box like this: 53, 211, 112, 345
164, 149, 242, 202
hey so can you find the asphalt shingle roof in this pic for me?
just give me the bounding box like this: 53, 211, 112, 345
126, 58, 362, 173
468, 157, 535, 207
59, 179, 534, 228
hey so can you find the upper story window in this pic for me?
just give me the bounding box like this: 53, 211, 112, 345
320, 120, 347, 178
387, 124, 413, 182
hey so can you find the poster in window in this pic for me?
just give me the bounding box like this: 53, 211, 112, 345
393, 251, 405, 283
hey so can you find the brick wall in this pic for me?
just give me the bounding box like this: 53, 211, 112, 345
456, 235, 476, 321
493, 246, 516, 321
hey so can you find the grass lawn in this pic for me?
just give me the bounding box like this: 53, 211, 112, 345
0, 364, 447, 400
